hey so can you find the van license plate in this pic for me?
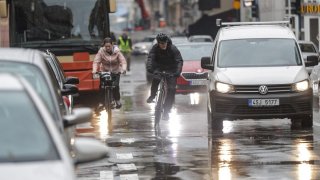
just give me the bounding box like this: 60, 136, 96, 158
248, 99, 279, 107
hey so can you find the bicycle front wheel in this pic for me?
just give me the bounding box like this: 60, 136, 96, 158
154, 87, 165, 125
104, 87, 112, 119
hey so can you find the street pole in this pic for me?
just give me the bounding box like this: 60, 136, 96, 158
288, 0, 291, 19
104, 0, 111, 38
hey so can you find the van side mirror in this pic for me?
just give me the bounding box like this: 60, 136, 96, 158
201, 56, 214, 70
305, 55, 319, 67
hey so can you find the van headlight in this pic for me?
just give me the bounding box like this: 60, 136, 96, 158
216, 82, 234, 93
292, 80, 309, 92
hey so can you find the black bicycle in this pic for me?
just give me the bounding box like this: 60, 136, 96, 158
154, 72, 173, 126
95, 72, 117, 118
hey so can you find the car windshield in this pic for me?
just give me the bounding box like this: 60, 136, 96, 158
218, 39, 302, 67
299, 43, 317, 53
0, 62, 57, 120
0, 91, 59, 162
177, 44, 213, 60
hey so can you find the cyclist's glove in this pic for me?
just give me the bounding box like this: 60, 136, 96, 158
174, 72, 180, 77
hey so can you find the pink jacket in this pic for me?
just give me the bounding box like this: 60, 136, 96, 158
92, 46, 127, 73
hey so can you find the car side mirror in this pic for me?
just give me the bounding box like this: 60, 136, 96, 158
305, 55, 319, 67
65, 76, 79, 85
201, 56, 214, 70
63, 107, 92, 128
62, 84, 78, 96
74, 137, 109, 165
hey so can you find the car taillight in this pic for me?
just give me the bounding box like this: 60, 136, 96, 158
177, 77, 189, 85
63, 96, 71, 108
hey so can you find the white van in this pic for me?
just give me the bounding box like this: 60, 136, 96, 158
201, 20, 319, 130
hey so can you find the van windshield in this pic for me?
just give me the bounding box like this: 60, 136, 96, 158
218, 39, 302, 68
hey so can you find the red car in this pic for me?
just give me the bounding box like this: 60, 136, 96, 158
176, 42, 213, 94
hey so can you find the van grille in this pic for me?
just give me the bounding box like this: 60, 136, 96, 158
234, 84, 292, 94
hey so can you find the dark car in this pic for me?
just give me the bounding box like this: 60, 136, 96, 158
0, 48, 89, 152
175, 42, 213, 94
43, 50, 79, 113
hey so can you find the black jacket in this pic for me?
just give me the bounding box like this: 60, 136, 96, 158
146, 39, 183, 76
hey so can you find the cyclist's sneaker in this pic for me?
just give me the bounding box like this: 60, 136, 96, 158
96, 103, 104, 112
162, 112, 169, 121
115, 100, 122, 109
146, 96, 155, 103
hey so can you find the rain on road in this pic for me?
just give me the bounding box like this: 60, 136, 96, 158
75, 55, 320, 180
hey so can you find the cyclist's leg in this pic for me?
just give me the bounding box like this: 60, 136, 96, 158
147, 76, 161, 102
123, 52, 131, 72
163, 76, 177, 114
127, 52, 131, 71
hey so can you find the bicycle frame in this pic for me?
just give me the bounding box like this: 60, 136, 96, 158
154, 72, 170, 126
99, 72, 116, 118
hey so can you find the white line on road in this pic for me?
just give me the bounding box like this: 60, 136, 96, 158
100, 171, 113, 180
117, 163, 137, 171
116, 153, 133, 159
120, 174, 139, 180
120, 138, 135, 144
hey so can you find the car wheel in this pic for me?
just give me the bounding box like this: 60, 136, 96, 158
210, 104, 223, 132
301, 114, 313, 128
146, 73, 152, 84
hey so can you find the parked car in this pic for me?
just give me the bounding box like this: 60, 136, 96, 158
175, 42, 213, 94
188, 35, 213, 42
298, 40, 319, 74
201, 20, 318, 130
43, 50, 79, 113
132, 35, 155, 55
0, 48, 88, 153
0, 73, 108, 179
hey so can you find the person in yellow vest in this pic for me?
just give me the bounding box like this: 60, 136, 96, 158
117, 32, 132, 72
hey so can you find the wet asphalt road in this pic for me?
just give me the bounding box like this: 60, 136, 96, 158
75, 55, 320, 180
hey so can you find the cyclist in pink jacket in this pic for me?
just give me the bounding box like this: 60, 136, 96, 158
92, 37, 127, 109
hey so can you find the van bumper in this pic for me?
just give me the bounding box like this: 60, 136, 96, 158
210, 89, 313, 120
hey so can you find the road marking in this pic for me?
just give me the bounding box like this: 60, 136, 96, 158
120, 138, 135, 144
116, 153, 133, 159
117, 163, 137, 171
119, 174, 139, 180
100, 171, 113, 180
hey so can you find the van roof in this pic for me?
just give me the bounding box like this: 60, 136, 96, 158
219, 25, 296, 41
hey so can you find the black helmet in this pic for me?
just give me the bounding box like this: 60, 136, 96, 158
156, 33, 169, 43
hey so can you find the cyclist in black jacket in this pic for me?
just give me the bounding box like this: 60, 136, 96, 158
146, 33, 183, 120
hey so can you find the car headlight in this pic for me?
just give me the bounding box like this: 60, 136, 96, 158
293, 80, 309, 92
215, 82, 234, 93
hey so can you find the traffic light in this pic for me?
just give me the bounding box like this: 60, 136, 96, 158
291, 0, 301, 15
251, 0, 259, 19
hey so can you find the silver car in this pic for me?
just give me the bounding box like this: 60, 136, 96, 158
0, 73, 108, 179
0, 48, 88, 154
202, 20, 318, 130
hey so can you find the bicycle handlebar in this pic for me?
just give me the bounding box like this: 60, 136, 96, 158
153, 71, 175, 77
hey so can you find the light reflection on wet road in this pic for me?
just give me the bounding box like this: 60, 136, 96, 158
75, 55, 320, 179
